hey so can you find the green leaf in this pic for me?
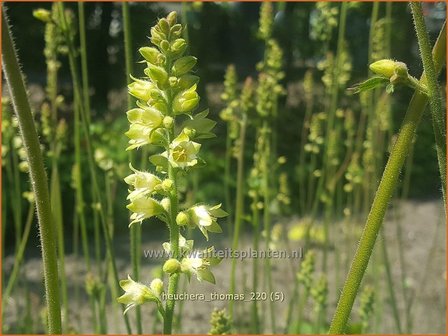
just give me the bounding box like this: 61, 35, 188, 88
347, 76, 389, 95
149, 154, 168, 171
197, 269, 216, 284
206, 221, 223, 233
181, 109, 216, 138
209, 206, 228, 218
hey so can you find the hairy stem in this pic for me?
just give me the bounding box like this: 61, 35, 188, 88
2, 11, 62, 334
328, 20, 446, 334
410, 3, 446, 202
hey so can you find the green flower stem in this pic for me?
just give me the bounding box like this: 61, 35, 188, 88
78, 2, 91, 124
380, 228, 402, 332
50, 153, 68, 332
11, 144, 22, 249
2, 11, 62, 334
121, 3, 143, 334
411, 2, 446, 202
3, 202, 34, 303
164, 128, 180, 334
251, 193, 261, 333
224, 130, 232, 238
328, 21, 446, 334
56, 3, 132, 332
229, 114, 247, 319
261, 122, 276, 333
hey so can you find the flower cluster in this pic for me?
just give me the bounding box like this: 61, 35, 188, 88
118, 12, 226, 317
310, 2, 339, 42
209, 308, 232, 335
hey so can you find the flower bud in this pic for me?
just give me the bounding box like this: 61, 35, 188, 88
170, 24, 182, 37
183, 127, 196, 138
161, 197, 171, 212
173, 85, 199, 114
139, 47, 161, 65
163, 259, 181, 274
162, 179, 174, 191
158, 18, 170, 35
22, 191, 35, 203
33, 9, 51, 23
170, 38, 187, 57
167, 11, 178, 26
149, 278, 163, 298
145, 64, 168, 88
176, 211, 189, 226
169, 76, 178, 87
172, 56, 197, 76
369, 59, 396, 78
278, 156, 286, 165
159, 40, 170, 53
19, 161, 29, 173
163, 116, 174, 128
128, 80, 152, 102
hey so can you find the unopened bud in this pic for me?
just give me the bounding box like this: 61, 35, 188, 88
163, 116, 174, 128
33, 9, 51, 23
163, 259, 181, 274
176, 211, 189, 226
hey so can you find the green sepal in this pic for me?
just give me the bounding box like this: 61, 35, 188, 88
197, 268, 216, 284
149, 154, 169, 171
347, 76, 389, 95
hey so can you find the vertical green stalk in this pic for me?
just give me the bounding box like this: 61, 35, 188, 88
328, 21, 446, 334
121, 3, 143, 334
229, 115, 247, 318
78, 2, 91, 123
2, 11, 62, 334
2, 203, 34, 303
250, 193, 261, 333
50, 155, 68, 332
57, 3, 132, 332
410, 2, 446, 202
379, 228, 402, 332
261, 122, 276, 333
164, 129, 180, 334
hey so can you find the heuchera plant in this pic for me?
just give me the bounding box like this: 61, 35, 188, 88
117, 12, 227, 334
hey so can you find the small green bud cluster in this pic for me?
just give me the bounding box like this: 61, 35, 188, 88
305, 113, 324, 154
262, 223, 283, 250
303, 70, 314, 106
297, 250, 315, 291
1, 99, 35, 173
219, 64, 238, 123
119, 12, 227, 316
231, 77, 254, 158
258, 2, 273, 41
85, 273, 105, 301
310, 2, 339, 42
248, 126, 270, 206
208, 308, 232, 335
344, 155, 363, 193
311, 275, 328, 313
277, 171, 291, 211
371, 19, 387, 62
327, 129, 340, 167
319, 46, 352, 91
